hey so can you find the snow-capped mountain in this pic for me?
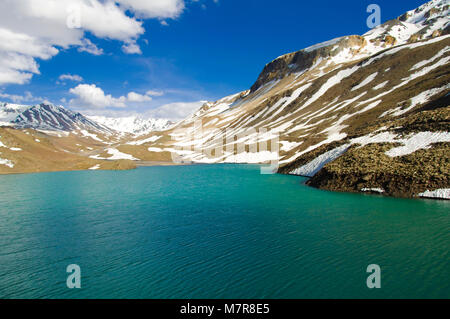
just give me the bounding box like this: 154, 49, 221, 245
0, 102, 112, 133
0, 102, 30, 126
0, 102, 172, 135
88, 115, 173, 136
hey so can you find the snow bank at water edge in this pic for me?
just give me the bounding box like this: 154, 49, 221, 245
289, 144, 350, 177
418, 189, 450, 200
361, 188, 385, 194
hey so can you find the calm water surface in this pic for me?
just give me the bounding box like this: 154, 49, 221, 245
0, 165, 448, 298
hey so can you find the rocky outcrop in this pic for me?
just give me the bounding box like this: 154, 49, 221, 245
250, 35, 367, 92
306, 141, 449, 198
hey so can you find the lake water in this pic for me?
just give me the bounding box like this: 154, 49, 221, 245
0, 164, 448, 298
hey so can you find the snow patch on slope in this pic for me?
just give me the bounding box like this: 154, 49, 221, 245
90, 148, 140, 161
351, 73, 378, 91
126, 136, 161, 145
289, 144, 350, 176
0, 156, 14, 168
384, 84, 450, 117
290, 131, 450, 176
385, 131, 450, 157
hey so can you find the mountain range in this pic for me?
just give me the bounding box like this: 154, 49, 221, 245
0, 0, 448, 199
88, 115, 173, 136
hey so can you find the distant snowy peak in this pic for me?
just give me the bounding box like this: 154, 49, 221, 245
0, 101, 172, 135
0, 102, 30, 126
0, 102, 112, 133
88, 116, 173, 136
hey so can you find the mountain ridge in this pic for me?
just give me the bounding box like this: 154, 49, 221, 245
88, 115, 173, 136
0, 101, 173, 136
251, 0, 448, 92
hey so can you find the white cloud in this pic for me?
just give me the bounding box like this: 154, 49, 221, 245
0, 0, 187, 85
0, 27, 59, 59
69, 83, 158, 109
118, 0, 185, 19
77, 38, 104, 56
127, 91, 152, 102
146, 101, 206, 120
59, 74, 83, 82
0, 51, 40, 84
122, 41, 142, 55
69, 84, 127, 109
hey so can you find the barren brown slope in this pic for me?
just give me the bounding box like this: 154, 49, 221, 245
0, 127, 136, 174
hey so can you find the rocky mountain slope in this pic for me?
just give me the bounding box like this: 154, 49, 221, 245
0, 0, 448, 199
129, 0, 449, 199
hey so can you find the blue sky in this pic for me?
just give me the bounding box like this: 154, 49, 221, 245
0, 0, 427, 119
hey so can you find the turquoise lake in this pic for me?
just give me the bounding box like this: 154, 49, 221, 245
0, 164, 448, 299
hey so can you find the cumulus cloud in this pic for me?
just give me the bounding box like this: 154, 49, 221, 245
127, 91, 152, 102
0, 51, 39, 84
69, 84, 127, 108
118, 0, 185, 19
0, 0, 186, 85
77, 38, 104, 56
122, 41, 142, 55
69, 83, 159, 109
59, 73, 83, 82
